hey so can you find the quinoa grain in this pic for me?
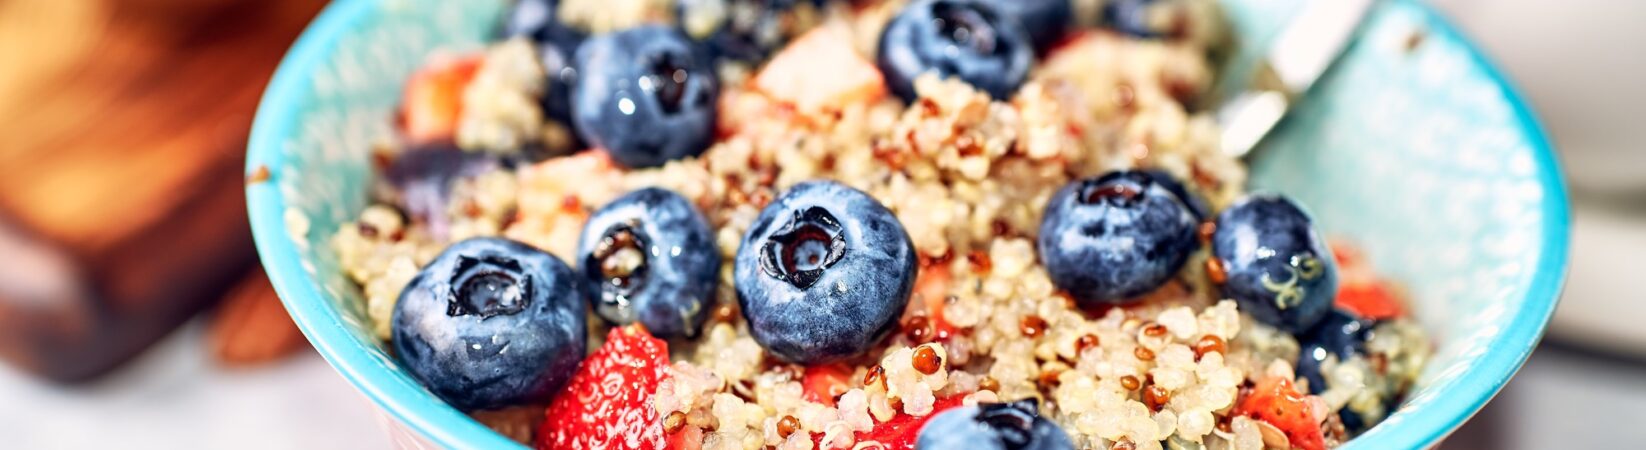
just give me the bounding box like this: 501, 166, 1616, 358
1021, 315, 1048, 338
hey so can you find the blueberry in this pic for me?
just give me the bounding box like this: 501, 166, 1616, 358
501, 0, 587, 145
1210, 194, 1339, 333
1339, 402, 1370, 434
1141, 169, 1210, 220
916, 400, 1075, 450
573, 25, 718, 168
384, 146, 507, 241
977, 0, 1072, 52
1294, 308, 1379, 432
392, 237, 588, 410
502, 0, 585, 59
680, 0, 825, 62
877, 0, 1034, 102
1102, 0, 1165, 38
1294, 309, 1375, 391
734, 181, 916, 364
1037, 170, 1200, 307
577, 187, 720, 338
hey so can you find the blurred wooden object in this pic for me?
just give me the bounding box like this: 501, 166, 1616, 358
208, 267, 307, 367
0, 0, 327, 381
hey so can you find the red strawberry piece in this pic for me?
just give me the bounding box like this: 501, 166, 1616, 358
400, 54, 482, 143
1335, 281, 1404, 320
667, 425, 702, 450
537, 325, 671, 450
753, 24, 885, 114
802, 363, 855, 407
914, 264, 959, 341
1327, 240, 1405, 320
1235, 376, 1325, 450
823, 395, 966, 450
1328, 240, 1361, 268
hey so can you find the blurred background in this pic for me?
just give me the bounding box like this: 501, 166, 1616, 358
0, 0, 1640, 448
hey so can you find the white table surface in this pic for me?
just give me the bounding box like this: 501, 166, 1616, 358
0, 324, 391, 450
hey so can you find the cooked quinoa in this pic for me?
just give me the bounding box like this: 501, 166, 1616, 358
330, 1, 1429, 449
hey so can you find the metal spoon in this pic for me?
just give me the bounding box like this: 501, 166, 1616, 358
1219, 0, 1377, 158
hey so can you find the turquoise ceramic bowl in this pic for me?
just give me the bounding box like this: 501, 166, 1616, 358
247, 0, 1569, 448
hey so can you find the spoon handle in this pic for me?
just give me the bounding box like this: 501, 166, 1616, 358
1220, 0, 1377, 158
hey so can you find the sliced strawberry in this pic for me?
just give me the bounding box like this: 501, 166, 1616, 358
537, 325, 670, 450
1336, 281, 1404, 320
515, 151, 620, 217
1235, 376, 1325, 450
802, 363, 855, 407
1327, 240, 1405, 320
846, 395, 966, 450
914, 264, 959, 341
753, 24, 886, 113
915, 264, 950, 313
400, 54, 482, 143
667, 425, 702, 450
1328, 240, 1363, 268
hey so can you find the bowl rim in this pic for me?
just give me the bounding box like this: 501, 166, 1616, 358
246, 0, 527, 448
1336, 3, 1570, 449
245, 1, 1570, 449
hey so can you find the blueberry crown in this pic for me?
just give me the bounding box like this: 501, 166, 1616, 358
1078, 172, 1152, 207
977, 399, 1041, 448
446, 254, 533, 319
586, 222, 651, 309
642, 52, 691, 114
931, 1, 1006, 57
759, 206, 847, 289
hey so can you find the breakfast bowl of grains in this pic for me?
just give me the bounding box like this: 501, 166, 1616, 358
245, 0, 1569, 449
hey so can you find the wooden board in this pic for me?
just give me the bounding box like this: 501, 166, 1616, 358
0, 0, 326, 381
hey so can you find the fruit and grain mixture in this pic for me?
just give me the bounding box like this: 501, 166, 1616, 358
331, 0, 1431, 449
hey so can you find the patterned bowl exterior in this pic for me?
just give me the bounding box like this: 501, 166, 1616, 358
246, 0, 1570, 449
